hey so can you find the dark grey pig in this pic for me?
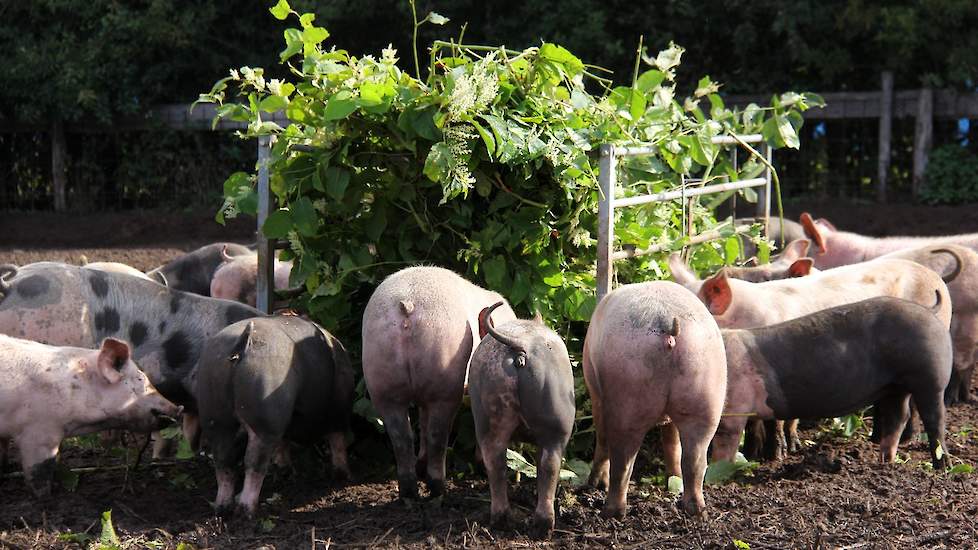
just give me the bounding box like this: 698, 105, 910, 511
146, 242, 252, 295
362, 266, 516, 501
584, 281, 727, 519
708, 296, 952, 469
469, 302, 574, 540
195, 315, 354, 517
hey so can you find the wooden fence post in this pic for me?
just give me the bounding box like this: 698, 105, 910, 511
913, 87, 934, 199
51, 119, 67, 212
876, 71, 893, 204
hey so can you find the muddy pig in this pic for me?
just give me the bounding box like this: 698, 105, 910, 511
706, 296, 952, 470
0, 335, 181, 495
362, 266, 517, 501
195, 316, 353, 517
146, 242, 252, 295
209, 247, 295, 307
584, 281, 726, 519
469, 302, 574, 539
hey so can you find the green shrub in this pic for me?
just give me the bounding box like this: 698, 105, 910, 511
198, 0, 818, 468
920, 144, 978, 204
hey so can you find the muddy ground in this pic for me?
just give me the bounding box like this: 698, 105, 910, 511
1, 201, 978, 549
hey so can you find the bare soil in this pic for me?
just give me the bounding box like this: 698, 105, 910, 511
1, 203, 978, 549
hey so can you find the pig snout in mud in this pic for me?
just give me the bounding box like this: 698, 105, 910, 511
712, 296, 953, 471
584, 281, 727, 520
361, 266, 516, 502
195, 316, 354, 518
0, 336, 181, 496
209, 246, 294, 307
469, 301, 575, 540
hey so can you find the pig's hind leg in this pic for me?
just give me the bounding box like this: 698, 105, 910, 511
236, 425, 280, 518
476, 411, 520, 527
531, 439, 568, 540
873, 393, 912, 463
913, 390, 949, 470
420, 398, 461, 498
207, 422, 246, 517
373, 399, 419, 501
673, 414, 720, 520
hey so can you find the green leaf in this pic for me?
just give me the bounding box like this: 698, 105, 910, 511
100, 510, 120, 546
426, 11, 449, 25
269, 0, 291, 20
280, 28, 303, 62
510, 271, 530, 305
505, 448, 537, 478
935, 442, 945, 460
483, 255, 508, 289
775, 114, 800, 149
56, 463, 79, 492
734, 540, 751, 550
324, 93, 358, 120
470, 118, 495, 158
365, 206, 388, 242
636, 70, 666, 92
705, 455, 758, 485
324, 167, 350, 200
724, 236, 741, 264
302, 26, 330, 47
538, 43, 584, 76
258, 94, 288, 113
666, 475, 683, 495
291, 197, 318, 236
262, 209, 293, 239
299, 13, 316, 28
948, 463, 974, 475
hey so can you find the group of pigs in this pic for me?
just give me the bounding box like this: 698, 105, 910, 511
0, 213, 976, 540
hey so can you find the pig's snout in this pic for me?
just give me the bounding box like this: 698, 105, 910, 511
152, 405, 184, 429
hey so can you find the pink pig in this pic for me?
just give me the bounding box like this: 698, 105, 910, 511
0, 336, 181, 495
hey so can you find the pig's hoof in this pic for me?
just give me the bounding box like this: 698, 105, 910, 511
425, 478, 445, 498
490, 510, 510, 528
788, 436, 802, 453
680, 501, 708, 521
586, 473, 609, 491
599, 505, 626, 520
397, 475, 419, 502
426, 494, 444, 509
529, 515, 555, 540
332, 467, 352, 483
214, 504, 235, 519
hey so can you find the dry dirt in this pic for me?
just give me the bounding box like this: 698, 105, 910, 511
1, 203, 978, 549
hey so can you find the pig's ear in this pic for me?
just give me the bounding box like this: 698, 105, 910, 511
700, 272, 732, 316
221, 244, 234, 262
668, 253, 698, 285
799, 213, 827, 254
477, 306, 495, 340
787, 258, 814, 278
781, 239, 811, 261
97, 338, 130, 384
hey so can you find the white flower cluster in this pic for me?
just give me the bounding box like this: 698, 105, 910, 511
447, 54, 499, 121
287, 230, 305, 255
569, 227, 594, 248
313, 198, 327, 214
381, 43, 398, 65
222, 200, 239, 220
444, 124, 477, 195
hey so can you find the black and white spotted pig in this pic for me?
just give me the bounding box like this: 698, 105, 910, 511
469, 302, 574, 540
0, 262, 261, 426
146, 242, 252, 295
195, 316, 354, 517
